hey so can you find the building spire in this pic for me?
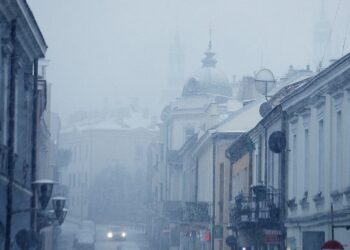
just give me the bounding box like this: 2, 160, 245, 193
202, 28, 217, 67
208, 28, 212, 50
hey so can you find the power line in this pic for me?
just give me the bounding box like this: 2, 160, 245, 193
319, 0, 342, 70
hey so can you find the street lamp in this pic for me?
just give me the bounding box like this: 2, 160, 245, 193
58, 208, 68, 225
32, 179, 55, 209
52, 196, 67, 225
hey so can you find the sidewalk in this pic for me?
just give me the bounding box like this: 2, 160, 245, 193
56, 218, 80, 250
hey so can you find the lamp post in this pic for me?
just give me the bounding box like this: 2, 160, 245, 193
6, 179, 68, 250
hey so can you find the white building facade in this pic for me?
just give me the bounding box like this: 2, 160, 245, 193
283, 54, 350, 250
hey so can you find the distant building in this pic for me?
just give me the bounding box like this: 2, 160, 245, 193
161, 29, 185, 104
60, 106, 158, 222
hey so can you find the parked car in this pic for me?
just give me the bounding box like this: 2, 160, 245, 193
106, 226, 127, 241
74, 232, 95, 250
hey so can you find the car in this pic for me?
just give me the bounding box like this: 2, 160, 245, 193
106, 226, 127, 241
74, 231, 95, 250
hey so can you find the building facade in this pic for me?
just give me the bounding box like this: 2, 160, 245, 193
0, 1, 49, 249
282, 53, 350, 250
60, 108, 157, 223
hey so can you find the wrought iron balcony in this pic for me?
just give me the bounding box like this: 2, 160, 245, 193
162, 201, 183, 222
160, 201, 211, 224
229, 185, 281, 229
182, 202, 210, 223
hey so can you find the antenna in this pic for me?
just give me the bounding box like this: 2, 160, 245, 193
341, 14, 350, 56
319, 0, 341, 69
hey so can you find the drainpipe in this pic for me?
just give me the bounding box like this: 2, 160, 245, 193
281, 110, 288, 249
195, 157, 198, 202
4, 19, 17, 250
211, 136, 216, 250
30, 59, 39, 231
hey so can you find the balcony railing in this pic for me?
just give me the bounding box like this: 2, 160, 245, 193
182, 202, 210, 223
161, 201, 211, 224
230, 185, 281, 229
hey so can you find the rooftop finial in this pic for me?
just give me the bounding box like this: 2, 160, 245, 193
202, 28, 217, 67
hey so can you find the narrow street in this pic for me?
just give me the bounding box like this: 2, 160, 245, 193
57, 223, 149, 250
95, 225, 149, 250
3, 1, 350, 250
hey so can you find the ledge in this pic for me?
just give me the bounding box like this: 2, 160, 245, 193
331, 190, 343, 202
313, 192, 325, 207
299, 192, 309, 210
287, 198, 297, 211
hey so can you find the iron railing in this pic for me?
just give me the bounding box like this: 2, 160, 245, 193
230, 186, 281, 228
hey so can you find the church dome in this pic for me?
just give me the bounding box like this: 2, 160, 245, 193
182, 41, 232, 98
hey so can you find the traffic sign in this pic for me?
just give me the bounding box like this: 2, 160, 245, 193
322, 240, 344, 250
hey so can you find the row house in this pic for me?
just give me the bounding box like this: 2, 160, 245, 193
226, 75, 313, 250
226, 55, 350, 250
282, 53, 350, 249
0, 0, 49, 249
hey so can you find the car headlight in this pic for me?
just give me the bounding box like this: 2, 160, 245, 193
107, 232, 113, 238
121, 232, 126, 238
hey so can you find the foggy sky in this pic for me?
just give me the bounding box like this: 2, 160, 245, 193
28, 0, 350, 120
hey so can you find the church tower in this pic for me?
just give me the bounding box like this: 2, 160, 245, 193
313, 0, 331, 70
161, 29, 185, 103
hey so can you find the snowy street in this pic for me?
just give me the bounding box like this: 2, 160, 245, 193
56, 222, 149, 250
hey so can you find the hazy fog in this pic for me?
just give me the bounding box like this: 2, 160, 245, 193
28, 0, 350, 119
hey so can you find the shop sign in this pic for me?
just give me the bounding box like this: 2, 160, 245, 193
263, 229, 282, 243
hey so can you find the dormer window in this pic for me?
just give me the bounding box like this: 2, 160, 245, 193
184, 126, 195, 141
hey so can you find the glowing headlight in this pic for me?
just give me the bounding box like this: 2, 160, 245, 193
121, 232, 126, 238
107, 232, 113, 238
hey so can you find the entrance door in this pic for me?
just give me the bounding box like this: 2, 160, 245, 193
302, 231, 325, 250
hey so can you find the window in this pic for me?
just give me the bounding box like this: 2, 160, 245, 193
292, 134, 298, 197
184, 126, 195, 141
268, 150, 275, 187
335, 111, 342, 190
318, 120, 324, 192
304, 129, 310, 192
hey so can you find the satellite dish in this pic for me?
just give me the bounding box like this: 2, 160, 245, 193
259, 102, 272, 117
254, 68, 276, 98
268, 131, 286, 153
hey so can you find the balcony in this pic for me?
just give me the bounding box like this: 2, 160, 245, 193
229, 185, 281, 230
182, 202, 210, 223
160, 201, 211, 224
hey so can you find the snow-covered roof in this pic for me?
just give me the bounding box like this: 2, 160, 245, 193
61, 109, 158, 134
213, 99, 264, 133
